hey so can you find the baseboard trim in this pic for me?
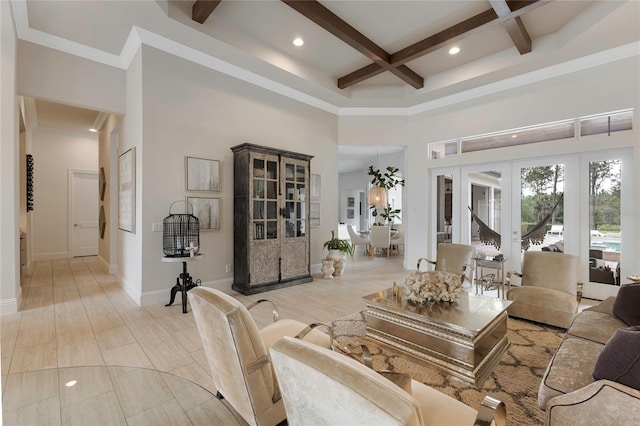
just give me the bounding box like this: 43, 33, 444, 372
119, 273, 142, 305
139, 277, 235, 306
33, 251, 69, 261
1, 296, 19, 315
97, 255, 118, 275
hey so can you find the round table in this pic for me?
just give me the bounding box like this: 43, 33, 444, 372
2, 365, 241, 425
162, 253, 205, 313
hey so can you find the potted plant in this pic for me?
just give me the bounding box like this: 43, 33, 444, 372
323, 230, 352, 276
323, 230, 353, 256
367, 165, 404, 224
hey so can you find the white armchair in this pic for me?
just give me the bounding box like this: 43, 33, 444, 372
391, 224, 404, 254
188, 287, 331, 426
270, 336, 506, 426
346, 224, 370, 256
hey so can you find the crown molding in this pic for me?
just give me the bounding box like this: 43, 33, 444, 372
10, 1, 639, 118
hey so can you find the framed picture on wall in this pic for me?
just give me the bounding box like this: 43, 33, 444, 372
310, 174, 321, 199
187, 196, 220, 230
310, 202, 320, 227
186, 157, 220, 192
118, 148, 135, 233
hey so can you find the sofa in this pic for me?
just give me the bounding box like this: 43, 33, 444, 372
538, 294, 640, 425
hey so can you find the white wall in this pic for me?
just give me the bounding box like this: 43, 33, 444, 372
137, 46, 338, 305
31, 127, 98, 260
17, 41, 125, 115
1, 0, 20, 314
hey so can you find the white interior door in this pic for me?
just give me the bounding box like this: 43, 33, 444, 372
70, 170, 99, 257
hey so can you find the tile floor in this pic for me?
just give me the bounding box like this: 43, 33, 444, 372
1, 252, 596, 423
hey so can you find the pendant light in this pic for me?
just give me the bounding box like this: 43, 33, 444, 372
367, 149, 387, 206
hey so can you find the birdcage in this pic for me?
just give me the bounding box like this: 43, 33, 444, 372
163, 201, 200, 257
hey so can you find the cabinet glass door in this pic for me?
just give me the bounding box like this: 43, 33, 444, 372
252, 157, 279, 240
283, 162, 306, 239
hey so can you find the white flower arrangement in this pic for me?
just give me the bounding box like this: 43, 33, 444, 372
398, 270, 464, 304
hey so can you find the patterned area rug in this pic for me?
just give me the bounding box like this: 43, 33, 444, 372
329, 311, 565, 426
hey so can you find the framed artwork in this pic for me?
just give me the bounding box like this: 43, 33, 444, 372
310, 174, 321, 199
118, 148, 135, 233
310, 202, 320, 227
347, 197, 355, 208
99, 167, 106, 201
186, 157, 220, 192
187, 196, 220, 230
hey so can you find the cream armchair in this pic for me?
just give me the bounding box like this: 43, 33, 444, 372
188, 287, 331, 426
270, 336, 506, 426
506, 251, 581, 329
425, 243, 475, 283
347, 224, 370, 256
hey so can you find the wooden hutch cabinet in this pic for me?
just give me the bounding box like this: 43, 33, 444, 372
230, 143, 313, 294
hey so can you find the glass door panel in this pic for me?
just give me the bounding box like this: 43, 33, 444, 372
435, 175, 453, 244
468, 171, 503, 258
519, 164, 564, 253
588, 159, 621, 285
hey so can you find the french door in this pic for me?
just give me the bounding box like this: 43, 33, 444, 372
430, 149, 635, 299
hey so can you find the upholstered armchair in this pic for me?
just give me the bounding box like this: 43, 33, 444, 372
425, 243, 475, 283
506, 251, 582, 329
347, 224, 370, 256
270, 336, 506, 426
188, 287, 331, 426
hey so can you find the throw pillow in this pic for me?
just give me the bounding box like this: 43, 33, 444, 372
613, 283, 640, 325
593, 326, 640, 391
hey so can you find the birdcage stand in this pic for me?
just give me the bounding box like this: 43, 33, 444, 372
162, 253, 205, 313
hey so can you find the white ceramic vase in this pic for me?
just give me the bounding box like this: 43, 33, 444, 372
321, 259, 335, 279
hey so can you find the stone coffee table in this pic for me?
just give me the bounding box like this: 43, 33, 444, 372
363, 289, 512, 386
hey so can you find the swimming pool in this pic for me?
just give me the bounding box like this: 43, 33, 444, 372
591, 241, 621, 251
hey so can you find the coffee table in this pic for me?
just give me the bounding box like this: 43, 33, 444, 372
363, 289, 512, 386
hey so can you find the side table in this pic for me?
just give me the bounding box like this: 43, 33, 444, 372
474, 257, 509, 299
162, 253, 204, 313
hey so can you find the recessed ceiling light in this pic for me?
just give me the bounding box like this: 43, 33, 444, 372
293, 38, 304, 47
65, 380, 77, 387
512, 134, 518, 138
448, 46, 460, 55
89, 128, 98, 133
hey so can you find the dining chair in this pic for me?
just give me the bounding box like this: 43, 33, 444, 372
369, 225, 391, 258
188, 287, 331, 426
347, 224, 370, 256
391, 224, 404, 254
270, 336, 506, 426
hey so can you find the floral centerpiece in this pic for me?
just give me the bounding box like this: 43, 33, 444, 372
397, 270, 464, 304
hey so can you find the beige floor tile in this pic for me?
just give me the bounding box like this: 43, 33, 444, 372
125, 398, 192, 426
84, 309, 124, 332
170, 327, 204, 353
111, 368, 174, 418
3, 369, 59, 411
189, 349, 211, 374
58, 366, 113, 407
95, 325, 136, 351
186, 398, 243, 426
144, 340, 195, 372
9, 339, 57, 373
2, 396, 62, 426
13, 323, 56, 350
129, 323, 172, 348
168, 362, 217, 400
60, 391, 126, 426
120, 310, 159, 329
57, 338, 104, 368
101, 342, 153, 369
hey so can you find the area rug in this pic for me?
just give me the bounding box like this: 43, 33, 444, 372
329, 311, 565, 426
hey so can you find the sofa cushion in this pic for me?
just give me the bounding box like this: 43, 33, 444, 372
613, 283, 640, 325
538, 337, 603, 409
566, 310, 627, 344
583, 296, 616, 315
593, 327, 640, 391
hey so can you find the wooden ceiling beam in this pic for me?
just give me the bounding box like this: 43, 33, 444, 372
490, 0, 532, 54
340, 0, 550, 89
192, 0, 222, 24
282, 0, 424, 89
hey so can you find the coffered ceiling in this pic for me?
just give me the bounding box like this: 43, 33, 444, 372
14, 1, 639, 112
12, 1, 639, 172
